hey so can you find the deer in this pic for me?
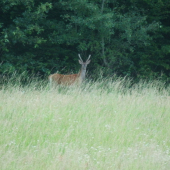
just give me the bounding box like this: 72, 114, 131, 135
48, 54, 91, 86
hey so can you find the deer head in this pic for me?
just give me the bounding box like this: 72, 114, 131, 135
78, 54, 91, 70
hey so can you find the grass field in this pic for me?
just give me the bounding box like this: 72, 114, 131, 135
0, 77, 170, 170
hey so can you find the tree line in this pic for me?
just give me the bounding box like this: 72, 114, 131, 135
0, 0, 170, 81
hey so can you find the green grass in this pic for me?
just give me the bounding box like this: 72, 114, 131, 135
0, 77, 170, 170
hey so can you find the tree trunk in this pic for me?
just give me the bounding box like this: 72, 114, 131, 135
101, 0, 109, 67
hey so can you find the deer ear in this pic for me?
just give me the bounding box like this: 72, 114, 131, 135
79, 60, 83, 64
86, 60, 91, 64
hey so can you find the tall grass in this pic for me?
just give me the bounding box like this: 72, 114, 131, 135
0, 75, 170, 170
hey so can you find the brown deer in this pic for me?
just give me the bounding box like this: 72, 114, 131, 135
48, 54, 91, 86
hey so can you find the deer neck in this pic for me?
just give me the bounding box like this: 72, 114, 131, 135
78, 67, 86, 81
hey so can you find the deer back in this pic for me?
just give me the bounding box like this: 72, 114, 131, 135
49, 73, 80, 85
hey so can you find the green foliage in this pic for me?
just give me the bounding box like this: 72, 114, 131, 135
0, 0, 170, 80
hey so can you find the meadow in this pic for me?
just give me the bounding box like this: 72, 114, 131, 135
0, 76, 170, 170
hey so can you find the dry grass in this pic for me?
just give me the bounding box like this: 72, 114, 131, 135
0, 78, 170, 169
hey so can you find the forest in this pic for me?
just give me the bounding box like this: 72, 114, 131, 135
1, 1, 170, 169
0, 0, 170, 81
